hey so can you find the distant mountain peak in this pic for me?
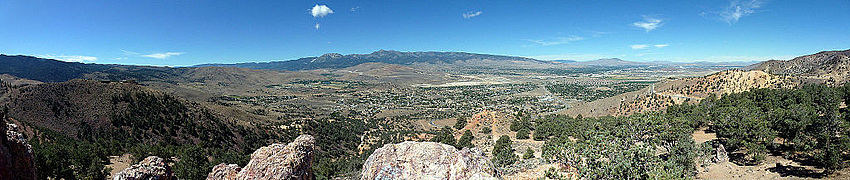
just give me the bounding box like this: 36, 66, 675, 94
320, 53, 343, 58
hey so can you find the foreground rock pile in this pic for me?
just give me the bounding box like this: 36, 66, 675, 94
207, 134, 315, 180
0, 123, 36, 180
113, 156, 176, 180
360, 141, 499, 180
111, 134, 501, 180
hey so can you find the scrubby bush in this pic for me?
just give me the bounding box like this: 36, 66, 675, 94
516, 128, 530, 139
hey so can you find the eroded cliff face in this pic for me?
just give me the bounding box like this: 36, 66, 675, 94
0, 122, 37, 180
207, 134, 315, 180
112, 156, 176, 180
360, 141, 499, 180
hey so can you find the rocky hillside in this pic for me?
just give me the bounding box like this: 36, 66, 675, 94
560, 49, 850, 117
0, 113, 37, 180
561, 69, 799, 117
746, 49, 850, 85
196, 50, 558, 71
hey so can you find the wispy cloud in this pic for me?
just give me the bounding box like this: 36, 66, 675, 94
630, 44, 650, 49
632, 16, 663, 32
315, 23, 320, 30
463, 11, 483, 19
631, 44, 669, 49
311, 5, 334, 17
721, 0, 764, 24
350, 6, 359, 12
37, 55, 98, 62
525, 36, 584, 46
120, 49, 140, 55
142, 52, 184, 59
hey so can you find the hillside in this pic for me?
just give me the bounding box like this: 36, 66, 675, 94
560, 50, 850, 117
0, 79, 264, 149
0, 55, 113, 82
746, 49, 850, 85
195, 50, 559, 71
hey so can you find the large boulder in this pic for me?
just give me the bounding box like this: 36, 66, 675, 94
206, 164, 240, 180
0, 123, 37, 180
112, 156, 176, 180
207, 134, 315, 180
360, 141, 499, 180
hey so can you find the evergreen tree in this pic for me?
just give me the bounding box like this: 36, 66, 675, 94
516, 128, 530, 139
430, 126, 456, 146
457, 130, 475, 149
454, 117, 467, 129
492, 135, 517, 167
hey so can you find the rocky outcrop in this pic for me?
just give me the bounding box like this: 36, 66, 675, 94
206, 164, 240, 180
206, 134, 315, 180
112, 156, 176, 180
712, 144, 729, 163
360, 141, 499, 180
0, 122, 37, 180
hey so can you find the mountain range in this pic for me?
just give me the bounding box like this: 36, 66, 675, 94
195, 50, 552, 71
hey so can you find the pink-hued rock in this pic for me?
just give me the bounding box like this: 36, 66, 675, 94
112, 156, 176, 180
207, 134, 315, 180
206, 163, 241, 180
360, 141, 499, 180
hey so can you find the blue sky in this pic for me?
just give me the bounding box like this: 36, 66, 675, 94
1, 0, 849, 66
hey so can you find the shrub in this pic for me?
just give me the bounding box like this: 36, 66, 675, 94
523, 147, 534, 159
516, 128, 530, 139
492, 135, 517, 167
457, 130, 475, 149
454, 117, 467, 129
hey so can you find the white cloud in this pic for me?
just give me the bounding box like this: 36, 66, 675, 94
525, 36, 584, 46
630, 44, 650, 49
142, 52, 184, 59
721, 0, 764, 24
632, 16, 663, 32
351, 6, 359, 12
311, 5, 334, 17
463, 11, 482, 19
37, 55, 98, 62
315, 23, 320, 30
631, 44, 669, 49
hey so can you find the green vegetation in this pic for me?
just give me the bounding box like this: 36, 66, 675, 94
492, 135, 517, 167
546, 81, 653, 101
510, 111, 532, 132
701, 85, 849, 170
480, 126, 492, 134
457, 130, 475, 149
523, 147, 535, 159
537, 84, 850, 178
454, 116, 467, 129
516, 128, 530, 139
430, 126, 456, 147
